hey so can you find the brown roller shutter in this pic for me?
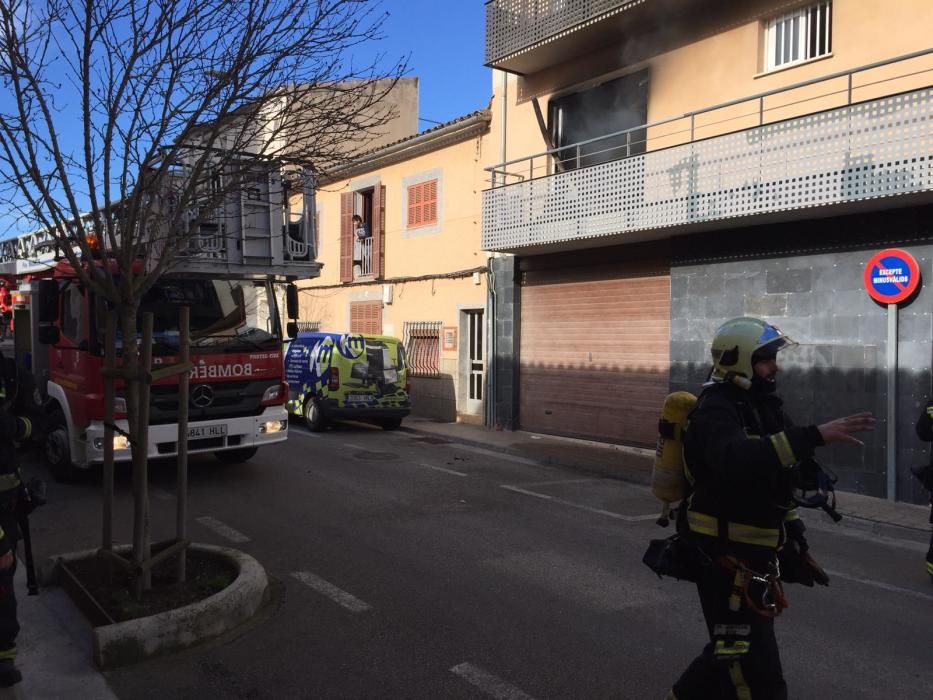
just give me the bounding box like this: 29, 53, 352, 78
340, 193, 353, 283
519, 257, 670, 447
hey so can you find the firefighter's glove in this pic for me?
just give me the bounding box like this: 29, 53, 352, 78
779, 537, 830, 587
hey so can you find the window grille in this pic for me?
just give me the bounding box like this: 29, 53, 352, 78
403, 321, 441, 377
407, 179, 438, 228
765, 1, 832, 71
296, 321, 321, 332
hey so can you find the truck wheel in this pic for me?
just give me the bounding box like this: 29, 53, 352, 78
303, 398, 327, 432
45, 412, 80, 483
214, 447, 258, 464
380, 418, 402, 431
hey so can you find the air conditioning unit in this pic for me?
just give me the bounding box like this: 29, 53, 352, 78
383, 284, 393, 304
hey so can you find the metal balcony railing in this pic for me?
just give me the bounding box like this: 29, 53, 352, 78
483, 49, 933, 252
488, 49, 933, 189
353, 236, 373, 278
485, 0, 641, 66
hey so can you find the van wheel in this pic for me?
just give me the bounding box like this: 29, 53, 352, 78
380, 418, 402, 431
215, 447, 258, 464
46, 411, 81, 483
303, 398, 327, 432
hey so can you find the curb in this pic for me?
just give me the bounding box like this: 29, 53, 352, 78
401, 424, 654, 485
41, 543, 269, 670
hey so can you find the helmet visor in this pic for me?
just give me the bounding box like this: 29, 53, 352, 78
755, 324, 797, 358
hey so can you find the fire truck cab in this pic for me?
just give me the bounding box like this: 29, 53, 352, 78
0, 169, 318, 481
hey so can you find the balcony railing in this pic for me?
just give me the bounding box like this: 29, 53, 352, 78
353, 236, 373, 278
483, 49, 933, 252
485, 0, 642, 68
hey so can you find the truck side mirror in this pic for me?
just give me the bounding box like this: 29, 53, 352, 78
286, 321, 299, 339
38, 325, 60, 345
286, 284, 299, 320
37, 279, 59, 324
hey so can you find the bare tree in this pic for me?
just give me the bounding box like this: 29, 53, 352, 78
0, 0, 405, 590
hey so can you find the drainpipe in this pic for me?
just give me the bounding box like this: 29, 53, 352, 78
486, 71, 508, 427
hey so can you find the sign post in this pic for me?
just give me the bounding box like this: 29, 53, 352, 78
863, 249, 921, 502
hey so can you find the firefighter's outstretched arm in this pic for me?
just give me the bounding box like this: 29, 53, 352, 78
817, 412, 876, 446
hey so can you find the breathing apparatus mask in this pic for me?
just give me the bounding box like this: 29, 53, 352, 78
792, 458, 842, 522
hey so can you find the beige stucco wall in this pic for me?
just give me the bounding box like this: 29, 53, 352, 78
492, 0, 933, 168
297, 121, 490, 420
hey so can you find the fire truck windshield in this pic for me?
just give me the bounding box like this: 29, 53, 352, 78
136, 278, 280, 354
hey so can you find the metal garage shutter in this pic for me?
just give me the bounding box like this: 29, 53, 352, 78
519, 258, 670, 446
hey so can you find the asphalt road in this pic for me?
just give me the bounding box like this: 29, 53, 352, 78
23, 421, 933, 699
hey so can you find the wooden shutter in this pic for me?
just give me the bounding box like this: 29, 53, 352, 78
340, 192, 353, 283
407, 180, 438, 228
372, 184, 386, 280
350, 301, 382, 334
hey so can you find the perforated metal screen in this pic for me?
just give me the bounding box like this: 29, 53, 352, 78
485, 0, 642, 65
483, 88, 933, 252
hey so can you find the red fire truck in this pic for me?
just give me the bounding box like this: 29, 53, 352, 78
0, 171, 317, 481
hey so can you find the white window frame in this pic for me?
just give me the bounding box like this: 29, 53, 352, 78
764, 1, 832, 72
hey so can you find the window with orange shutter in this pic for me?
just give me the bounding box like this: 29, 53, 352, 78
350, 301, 383, 335
407, 179, 438, 229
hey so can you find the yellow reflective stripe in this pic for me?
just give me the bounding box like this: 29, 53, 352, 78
687, 510, 780, 548
0, 473, 21, 492
769, 431, 796, 468
0, 647, 16, 660
927, 561, 933, 575
19, 416, 31, 440
784, 509, 800, 522
0, 526, 4, 540
665, 692, 678, 700
728, 662, 752, 700
926, 406, 933, 419
714, 640, 750, 657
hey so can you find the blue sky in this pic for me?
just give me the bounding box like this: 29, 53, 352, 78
373, 1, 491, 128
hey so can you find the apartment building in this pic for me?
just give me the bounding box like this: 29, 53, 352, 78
296, 108, 492, 421
483, 0, 933, 502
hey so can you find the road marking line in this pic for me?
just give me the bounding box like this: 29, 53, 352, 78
500, 485, 658, 522
450, 663, 536, 700
518, 478, 600, 487
291, 571, 372, 612
195, 516, 250, 543
454, 444, 543, 467
289, 429, 320, 439
343, 443, 365, 450
825, 569, 933, 603
418, 462, 468, 477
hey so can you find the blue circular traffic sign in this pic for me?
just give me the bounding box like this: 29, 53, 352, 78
863, 249, 921, 304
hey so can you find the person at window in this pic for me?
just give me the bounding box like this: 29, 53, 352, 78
667, 317, 875, 699
352, 214, 370, 268
352, 214, 370, 240
912, 400, 933, 582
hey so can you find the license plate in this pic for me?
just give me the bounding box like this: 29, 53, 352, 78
188, 424, 228, 439
344, 395, 369, 404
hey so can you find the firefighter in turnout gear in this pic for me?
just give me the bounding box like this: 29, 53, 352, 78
912, 399, 933, 581
667, 317, 875, 700
0, 352, 39, 687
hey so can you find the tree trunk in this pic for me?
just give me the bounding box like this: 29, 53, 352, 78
120, 305, 152, 595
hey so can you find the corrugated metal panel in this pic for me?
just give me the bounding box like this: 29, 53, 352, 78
519, 258, 670, 446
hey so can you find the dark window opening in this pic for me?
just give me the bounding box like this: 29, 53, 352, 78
548, 69, 649, 171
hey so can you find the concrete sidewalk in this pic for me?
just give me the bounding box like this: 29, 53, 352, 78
402, 416, 933, 545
